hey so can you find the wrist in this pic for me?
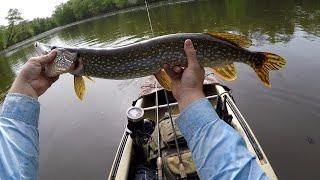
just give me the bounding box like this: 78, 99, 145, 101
9, 77, 38, 99
177, 91, 205, 111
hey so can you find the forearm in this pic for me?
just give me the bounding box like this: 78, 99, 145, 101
0, 93, 40, 179
176, 98, 267, 179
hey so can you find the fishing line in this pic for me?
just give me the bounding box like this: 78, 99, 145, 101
144, 0, 186, 178
145, 2, 162, 178
145, 0, 154, 37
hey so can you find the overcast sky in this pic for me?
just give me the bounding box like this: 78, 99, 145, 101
0, 0, 69, 25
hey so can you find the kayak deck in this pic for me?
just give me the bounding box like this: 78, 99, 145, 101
108, 77, 277, 180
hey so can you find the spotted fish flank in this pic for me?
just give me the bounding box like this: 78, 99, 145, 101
34, 32, 286, 100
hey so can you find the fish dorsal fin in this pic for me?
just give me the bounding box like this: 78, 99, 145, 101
74, 75, 86, 100
206, 32, 252, 48
154, 69, 172, 90
211, 63, 237, 81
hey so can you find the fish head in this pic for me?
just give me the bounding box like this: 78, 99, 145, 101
34, 41, 78, 77
34, 42, 51, 55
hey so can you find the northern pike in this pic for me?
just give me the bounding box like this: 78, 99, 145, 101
34, 32, 286, 100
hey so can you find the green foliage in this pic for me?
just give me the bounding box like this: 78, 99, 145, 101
52, 0, 148, 25
14, 21, 34, 41
53, 2, 76, 25
30, 18, 56, 35
6, 9, 23, 45
1, 8, 60, 50
0, 27, 6, 50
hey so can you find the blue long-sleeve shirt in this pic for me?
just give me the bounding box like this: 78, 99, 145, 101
0, 94, 267, 179
176, 98, 267, 179
0, 93, 40, 179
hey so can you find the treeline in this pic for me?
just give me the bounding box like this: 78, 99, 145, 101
0, 9, 57, 51
53, 0, 159, 25
0, 0, 166, 51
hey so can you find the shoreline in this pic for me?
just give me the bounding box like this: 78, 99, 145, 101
1, 0, 194, 54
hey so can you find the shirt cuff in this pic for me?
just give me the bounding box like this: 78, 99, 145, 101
1, 93, 40, 127
176, 98, 220, 141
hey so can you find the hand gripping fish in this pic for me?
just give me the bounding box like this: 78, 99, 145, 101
34, 32, 286, 100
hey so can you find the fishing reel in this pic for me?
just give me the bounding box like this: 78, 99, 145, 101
126, 106, 155, 145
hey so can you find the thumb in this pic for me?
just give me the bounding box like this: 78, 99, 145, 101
39, 50, 57, 65
184, 39, 199, 67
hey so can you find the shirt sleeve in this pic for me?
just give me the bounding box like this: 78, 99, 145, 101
0, 93, 40, 180
176, 98, 268, 180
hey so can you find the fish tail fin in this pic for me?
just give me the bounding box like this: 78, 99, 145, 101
250, 52, 286, 87
74, 75, 86, 100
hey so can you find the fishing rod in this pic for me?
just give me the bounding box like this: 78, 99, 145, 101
164, 90, 187, 178
144, 0, 186, 178
144, 1, 162, 179
154, 81, 163, 180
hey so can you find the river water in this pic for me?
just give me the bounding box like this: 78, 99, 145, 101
0, 0, 320, 179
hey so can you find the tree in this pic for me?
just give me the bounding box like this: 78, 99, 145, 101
6, 9, 23, 26
14, 21, 34, 42
0, 26, 6, 50
53, 3, 76, 25
70, 0, 92, 19
5, 9, 23, 45
30, 18, 57, 34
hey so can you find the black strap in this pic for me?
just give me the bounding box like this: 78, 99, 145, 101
216, 95, 233, 127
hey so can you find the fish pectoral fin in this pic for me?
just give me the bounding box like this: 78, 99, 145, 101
84, 76, 95, 82
211, 63, 237, 81
206, 32, 252, 48
154, 69, 172, 91
74, 75, 86, 100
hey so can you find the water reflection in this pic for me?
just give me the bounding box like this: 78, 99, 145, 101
0, 0, 319, 179
41, 0, 320, 47
1, 0, 319, 103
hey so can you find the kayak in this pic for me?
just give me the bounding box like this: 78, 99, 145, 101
108, 74, 277, 180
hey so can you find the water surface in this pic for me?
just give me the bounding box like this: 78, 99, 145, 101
0, 0, 320, 179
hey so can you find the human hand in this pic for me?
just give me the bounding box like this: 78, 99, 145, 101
9, 50, 59, 99
164, 39, 205, 111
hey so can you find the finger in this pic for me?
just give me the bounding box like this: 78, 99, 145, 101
38, 50, 57, 65
173, 66, 183, 73
51, 76, 60, 83
164, 64, 183, 81
184, 39, 199, 67
164, 64, 175, 78
44, 76, 58, 87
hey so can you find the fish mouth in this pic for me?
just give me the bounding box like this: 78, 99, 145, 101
34, 41, 51, 55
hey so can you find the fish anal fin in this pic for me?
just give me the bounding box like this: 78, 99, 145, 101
206, 32, 252, 48
211, 63, 237, 81
154, 69, 172, 90
74, 75, 86, 100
